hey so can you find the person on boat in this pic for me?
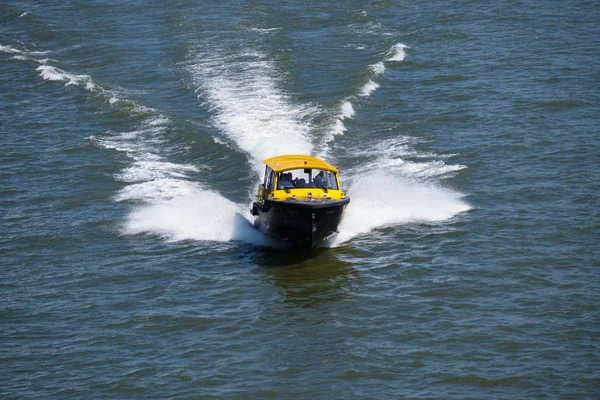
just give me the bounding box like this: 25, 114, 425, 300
293, 176, 306, 188
314, 170, 329, 189
278, 172, 295, 189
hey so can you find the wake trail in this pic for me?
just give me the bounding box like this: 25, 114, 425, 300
12, 36, 469, 247
187, 50, 315, 174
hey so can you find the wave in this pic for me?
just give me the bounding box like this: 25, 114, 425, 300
0, 44, 49, 56
1, 44, 101, 94
324, 135, 470, 246
0, 44, 22, 54
328, 101, 356, 138
90, 116, 200, 189
322, 42, 409, 154
0, 44, 97, 97
386, 43, 408, 62
86, 80, 268, 245
2, 43, 147, 108
370, 62, 386, 75
349, 136, 467, 180
358, 80, 380, 97
37, 65, 97, 91
356, 42, 408, 97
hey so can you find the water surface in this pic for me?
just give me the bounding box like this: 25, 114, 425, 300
1, 1, 598, 398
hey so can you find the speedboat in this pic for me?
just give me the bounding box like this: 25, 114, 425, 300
251, 154, 350, 248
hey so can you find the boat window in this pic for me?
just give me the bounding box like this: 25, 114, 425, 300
314, 170, 339, 190
276, 172, 289, 189
263, 166, 269, 187
275, 168, 339, 190
265, 167, 275, 193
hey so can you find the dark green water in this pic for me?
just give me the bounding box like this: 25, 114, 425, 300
1, 1, 599, 398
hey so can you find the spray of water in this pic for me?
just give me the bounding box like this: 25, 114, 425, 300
327, 172, 470, 246
121, 183, 269, 245
188, 51, 315, 174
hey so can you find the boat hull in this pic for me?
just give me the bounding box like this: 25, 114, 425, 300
252, 198, 350, 248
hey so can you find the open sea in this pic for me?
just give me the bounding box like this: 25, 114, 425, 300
1, 1, 599, 398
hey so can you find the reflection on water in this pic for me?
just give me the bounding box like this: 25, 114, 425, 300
252, 247, 359, 306
249, 247, 362, 375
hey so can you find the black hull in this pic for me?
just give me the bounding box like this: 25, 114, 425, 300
252, 198, 349, 248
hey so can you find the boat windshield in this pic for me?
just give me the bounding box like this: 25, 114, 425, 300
277, 168, 339, 190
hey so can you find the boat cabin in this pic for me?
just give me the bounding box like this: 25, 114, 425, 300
256, 154, 346, 202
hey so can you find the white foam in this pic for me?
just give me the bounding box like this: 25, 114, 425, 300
94, 131, 157, 155
1, 44, 51, 57
11, 54, 52, 64
249, 27, 281, 33
0, 45, 22, 54
323, 131, 470, 246
355, 136, 418, 161
29, 50, 51, 56
340, 101, 355, 119
121, 182, 268, 245
37, 65, 96, 91
399, 160, 466, 179
332, 119, 347, 136
359, 80, 380, 97
356, 44, 407, 98
370, 62, 385, 76
346, 136, 466, 180
147, 115, 169, 126
327, 171, 470, 246
386, 43, 408, 62
321, 101, 356, 149
319, 43, 409, 156
117, 160, 199, 183
95, 104, 259, 244
114, 165, 270, 245
116, 178, 199, 203
93, 113, 203, 201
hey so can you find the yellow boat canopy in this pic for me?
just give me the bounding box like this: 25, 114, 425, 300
263, 154, 339, 173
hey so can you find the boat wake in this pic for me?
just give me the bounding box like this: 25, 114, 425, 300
186, 47, 315, 174
14, 35, 469, 248
319, 43, 409, 157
